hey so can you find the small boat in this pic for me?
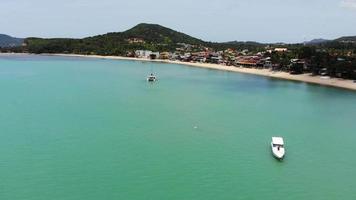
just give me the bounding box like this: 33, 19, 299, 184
271, 137, 285, 160
147, 74, 156, 82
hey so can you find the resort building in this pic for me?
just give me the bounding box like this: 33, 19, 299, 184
235, 56, 262, 67
274, 48, 288, 52
159, 52, 170, 59
135, 50, 152, 58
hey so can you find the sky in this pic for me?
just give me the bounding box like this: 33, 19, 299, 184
1, 0, 356, 43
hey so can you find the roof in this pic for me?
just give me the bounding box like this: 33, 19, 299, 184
272, 137, 284, 145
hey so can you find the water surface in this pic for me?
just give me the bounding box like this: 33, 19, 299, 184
1, 54, 356, 200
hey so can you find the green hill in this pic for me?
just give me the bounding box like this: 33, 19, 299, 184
334, 36, 356, 43
119, 23, 205, 45
25, 24, 207, 55
0, 34, 23, 47
313, 36, 356, 49
25, 23, 268, 55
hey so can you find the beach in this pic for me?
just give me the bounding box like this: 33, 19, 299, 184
2, 53, 356, 91
47, 53, 356, 91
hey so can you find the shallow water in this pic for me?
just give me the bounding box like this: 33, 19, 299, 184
1, 55, 356, 200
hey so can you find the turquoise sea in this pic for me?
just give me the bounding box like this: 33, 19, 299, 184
1, 54, 356, 200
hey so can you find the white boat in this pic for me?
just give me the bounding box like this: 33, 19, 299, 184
147, 74, 156, 82
271, 137, 285, 160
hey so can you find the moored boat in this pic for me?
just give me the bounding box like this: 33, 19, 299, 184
271, 137, 285, 160
147, 74, 156, 82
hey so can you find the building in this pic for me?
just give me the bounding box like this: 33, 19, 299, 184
159, 52, 170, 59
289, 59, 307, 74
261, 57, 272, 68
150, 52, 160, 59
126, 38, 145, 44
134, 50, 160, 59
235, 56, 262, 67
135, 50, 152, 58
274, 48, 288, 52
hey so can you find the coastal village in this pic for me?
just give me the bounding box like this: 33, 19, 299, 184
1, 23, 356, 82
129, 41, 356, 80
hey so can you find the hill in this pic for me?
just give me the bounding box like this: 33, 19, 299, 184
25, 23, 268, 55
0, 34, 23, 47
311, 36, 356, 49
119, 23, 205, 45
334, 36, 356, 43
25, 24, 208, 55
21, 24, 356, 55
212, 40, 263, 48
305, 38, 330, 45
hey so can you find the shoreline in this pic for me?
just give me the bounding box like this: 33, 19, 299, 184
2, 53, 356, 91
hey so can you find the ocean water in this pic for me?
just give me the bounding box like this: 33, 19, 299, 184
0, 54, 356, 200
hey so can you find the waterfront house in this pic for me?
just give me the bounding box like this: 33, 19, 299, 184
190, 52, 207, 63
261, 57, 272, 68
235, 56, 262, 67
135, 50, 153, 58
289, 59, 306, 74
159, 52, 170, 59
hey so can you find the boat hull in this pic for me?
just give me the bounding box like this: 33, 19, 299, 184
147, 77, 156, 82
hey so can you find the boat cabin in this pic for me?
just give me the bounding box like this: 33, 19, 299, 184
272, 137, 284, 148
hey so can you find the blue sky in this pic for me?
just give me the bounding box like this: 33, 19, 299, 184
1, 0, 356, 43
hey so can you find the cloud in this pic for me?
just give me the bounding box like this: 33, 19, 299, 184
340, 0, 356, 10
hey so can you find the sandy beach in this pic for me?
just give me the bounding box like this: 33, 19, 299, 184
2, 53, 356, 91
49, 54, 356, 91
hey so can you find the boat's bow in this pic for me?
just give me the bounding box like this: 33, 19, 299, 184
272, 145, 285, 159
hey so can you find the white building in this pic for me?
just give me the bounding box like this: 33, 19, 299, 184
274, 48, 288, 52
135, 50, 153, 58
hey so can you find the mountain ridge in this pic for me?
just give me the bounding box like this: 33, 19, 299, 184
5, 23, 355, 54
305, 38, 330, 44
0, 34, 24, 47
335, 36, 356, 43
